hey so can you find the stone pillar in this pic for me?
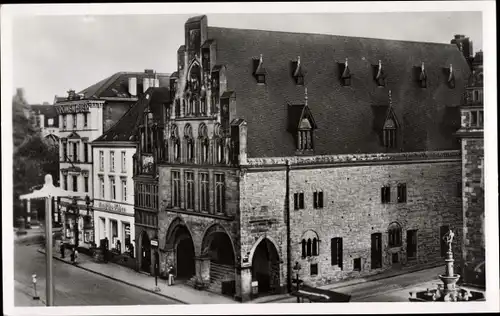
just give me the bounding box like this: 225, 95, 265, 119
195, 255, 211, 282
235, 266, 252, 302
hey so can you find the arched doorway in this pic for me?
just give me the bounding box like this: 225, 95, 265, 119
252, 238, 280, 295
140, 231, 151, 273
174, 226, 195, 280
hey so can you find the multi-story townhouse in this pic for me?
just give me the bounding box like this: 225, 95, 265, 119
147, 15, 470, 302
57, 70, 168, 250
456, 51, 485, 288
29, 103, 60, 145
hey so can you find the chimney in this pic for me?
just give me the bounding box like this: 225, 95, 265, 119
143, 77, 151, 93
450, 34, 473, 59
128, 77, 137, 96
144, 69, 154, 75
154, 75, 160, 88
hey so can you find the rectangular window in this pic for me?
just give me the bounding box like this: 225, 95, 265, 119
471, 111, 478, 127
63, 115, 67, 129
110, 151, 115, 172
199, 172, 209, 212
62, 143, 67, 161
63, 175, 67, 190
383, 128, 396, 148
99, 151, 104, 171
331, 237, 343, 269
72, 175, 78, 192
172, 171, 180, 207
84, 176, 89, 193
297, 130, 313, 151
72, 113, 77, 128
313, 191, 324, 209
121, 179, 127, 202
84, 143, 88, 163
310, 263, 318, 276
293, 192, 305, 210
353, 258, 362, 271
185, 171, 195, 210
407, 230, 418, 259
110, 177, 116, 200
215, 173, 225, 214
99, 177, 104, 199
121, 151, 126, 173
84, 113, 88, 127
440, 225, 450, 257
478, 110, 484, 127
72, 142, 78, 162
397, 183, 407, 203
381, 186, 391, 204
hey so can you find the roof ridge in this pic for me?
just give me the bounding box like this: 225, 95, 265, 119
208, 26, 459, 48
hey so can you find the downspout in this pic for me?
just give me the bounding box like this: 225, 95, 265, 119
285, 159, 292, 292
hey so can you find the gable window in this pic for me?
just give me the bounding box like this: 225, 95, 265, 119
253, 54, 267, 84
293, 56, 305, 85
419, 62, 427, 88
293, 192, 304, 210
375, 60, 386, 87
383, 119, 397, 148
381, 185, 391, 204
185, 171, 195, 210
331, 237, 343, 269
313, 191, 324, 209
397, 183, 407, 203
298, 129, 313, 151
215, 173, 225, 214
199, 172, 209, 212
340, 58, 351, 86
172, 171, 180, 207
388, 222, 402, 247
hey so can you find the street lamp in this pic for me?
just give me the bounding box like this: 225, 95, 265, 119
293, 261, 302, 303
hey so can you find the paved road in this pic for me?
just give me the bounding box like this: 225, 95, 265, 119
13, 244, 179, 306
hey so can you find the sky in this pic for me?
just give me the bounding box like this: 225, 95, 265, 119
12, 11, 483, 104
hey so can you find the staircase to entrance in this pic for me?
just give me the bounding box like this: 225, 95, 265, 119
208, 262, 235, 296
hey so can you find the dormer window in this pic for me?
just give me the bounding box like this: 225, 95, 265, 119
292, 56, 305, 85
288, 88, 317, 153
253, 54, 267, 84
340, 58, 351, 86
374, 60, 386, 87
419, 62, 427, 88
298, 119, 313, 150
448, 64, 455, 88
383, 118, 397, 148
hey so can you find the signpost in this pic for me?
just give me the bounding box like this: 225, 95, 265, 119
20, 174, 87, 306
32, 274, 39, 300
151, 239, 160, 291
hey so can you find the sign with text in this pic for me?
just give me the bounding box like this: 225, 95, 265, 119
98, 201, 128, 214
57, 103, 90, 114
151, 239, 158, 247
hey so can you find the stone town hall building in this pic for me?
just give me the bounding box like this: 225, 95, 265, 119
133, 15, 472, 302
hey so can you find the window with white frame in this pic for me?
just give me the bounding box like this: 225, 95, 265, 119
72, 113, 77, 128
110, 177, 116, 200
121, 151, 126, 173
99, 151, 104, 171
99, 176, 105, 199
110, 151, 115, 172
121, 178, 127, 202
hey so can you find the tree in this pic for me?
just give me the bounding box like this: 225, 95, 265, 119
12, 89, 59, 224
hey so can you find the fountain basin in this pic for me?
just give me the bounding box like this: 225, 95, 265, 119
409, 287, 485, 302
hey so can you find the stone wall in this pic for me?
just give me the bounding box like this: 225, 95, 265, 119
240, 159, 462, 288
461, 137, 485, 283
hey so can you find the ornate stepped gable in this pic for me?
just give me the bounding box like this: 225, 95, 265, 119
200, 24, 470, 158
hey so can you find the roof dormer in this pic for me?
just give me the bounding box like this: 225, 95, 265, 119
252, 54, 267, 84
287, 88, 318, 153
339, 58, 351, 86
291, 56, 305, 85
447, 64, 455, 88
373, 60, 386, 87
419, 62, 427, 88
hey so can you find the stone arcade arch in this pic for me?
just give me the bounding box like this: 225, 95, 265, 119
201, 224, 236, 296
250, 237, 281, 296
164, 218, 196, 280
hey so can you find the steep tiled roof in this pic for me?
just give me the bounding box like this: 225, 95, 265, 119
30, 104, 59, 127
78, 72, 170, 99
93, 87, 170, 143
207, 27, 470, 157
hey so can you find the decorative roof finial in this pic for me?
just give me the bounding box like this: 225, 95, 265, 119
389, 90, 392, 107
450, 64, 453, 72
345, 58, 348, 67
378, 60, 382, 69
421, 62, 425, 71
259, 54, 263, 63
304, 87, 308, 107
297, 56, 301, 65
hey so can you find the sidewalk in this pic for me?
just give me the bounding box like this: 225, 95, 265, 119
37, 246, 235, 305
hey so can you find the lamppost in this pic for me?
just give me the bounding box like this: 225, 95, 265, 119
293, 261, 302, 303
85, 195, 94, 247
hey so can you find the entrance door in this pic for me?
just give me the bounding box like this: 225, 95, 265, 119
407, 230, 417, 259
176, 238, 195, 279
140, 232, 151, 272
371, 233, 382, 269
252, 238, 280, 295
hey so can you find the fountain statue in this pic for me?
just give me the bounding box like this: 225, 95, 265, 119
409, 229, 485, 302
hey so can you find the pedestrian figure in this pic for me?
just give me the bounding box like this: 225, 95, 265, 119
60, 243, 65, 259
128, 243, 134, 258
70, 247, 75, 263
74, 248, 78, 264
168, 265, 176, 286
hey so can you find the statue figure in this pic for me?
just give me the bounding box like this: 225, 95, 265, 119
443, 229, 455, 252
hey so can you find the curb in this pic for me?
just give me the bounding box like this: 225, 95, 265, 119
37, 249, 187, 305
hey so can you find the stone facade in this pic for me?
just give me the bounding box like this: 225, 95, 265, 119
239, 157, 462, 291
